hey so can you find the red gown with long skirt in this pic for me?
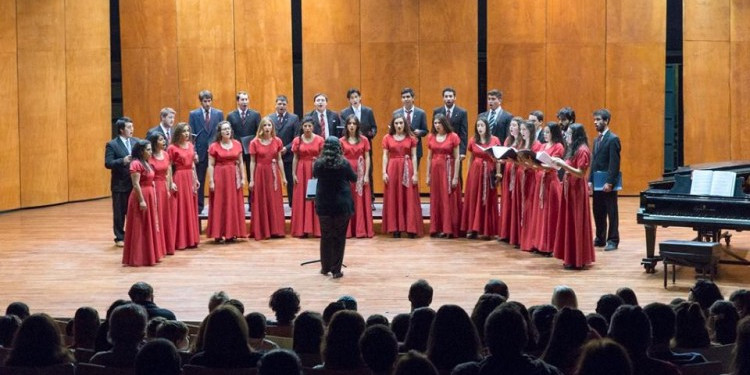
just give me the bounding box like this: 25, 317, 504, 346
553, 145, 595, 268
498, 138, 516, 240
249, 137, 286, 240
149, 153, 175, 256
291, 135, 324, 237
427, 132, 462, 237
530, 142, 564, 253
461, 136, 501, 237
520, 141, 543, 251
123, 160, 164, 266
340, 136, 374, 238
206, 140, 248, 240
382, 135, 424, 236
167, 143, 200, 249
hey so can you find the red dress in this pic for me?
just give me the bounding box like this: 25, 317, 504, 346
520, 141, 543, 251
291, 135, 324, 237
531, 142, 564, 253
341, 136, 374, 238
149, 153, 175, 256
382, 134, 423, 236
123, 160, 164, 266
427, 133, 462, 237
249, 137, 286, 240
554, 146, 595, 268
498, 138, 516, 240
167, 143, 200, 249
461, 136, 501, 237
206, 140, 247, 239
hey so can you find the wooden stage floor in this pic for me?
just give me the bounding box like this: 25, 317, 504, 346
0, 197, 748, 321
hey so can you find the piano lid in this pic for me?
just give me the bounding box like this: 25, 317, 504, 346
664, 160, 750, 177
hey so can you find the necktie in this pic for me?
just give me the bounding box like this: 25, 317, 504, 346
320, 113, 328, 138
405, 110, 412, 127
278, 114, 284, 125
125, 139, 131, 154
488, 110, 496, 129
166, 129, 171, 141
595, 134, 603, 152
204, 109, 211, 131
241, 110, 246, 123
446, 108, 452, 120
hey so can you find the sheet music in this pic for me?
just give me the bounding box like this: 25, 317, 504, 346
709, 171, 737, 197
689, 170, 714, 195
535, 151, 560, 170
482, 146, 516, 159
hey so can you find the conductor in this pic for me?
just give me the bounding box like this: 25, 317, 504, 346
313, 137, 357, 279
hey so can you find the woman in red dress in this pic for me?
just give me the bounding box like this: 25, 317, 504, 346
530, 122, 565, 255
291, 117, 324, 238
340, 115, 374, 238
206, 121, 247, 242
426, 114, 462, 238
147, 133, 176, 256
167, 122, 200, 250
123, 140, 164, 266
518, 120, 543, 252
249, 117, 287, 240
382, 115, 423, 238
461, 117, 501, 239
498, 117, 521, 242
552, 123, 595, 269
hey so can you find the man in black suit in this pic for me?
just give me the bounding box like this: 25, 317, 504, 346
128, 282, 176, 320
589, 108, 621, 251
189, 90, 224, 214
341, 88, 377, 203
433, 87, 469, 161
393, 87, 428, 168
480, 89, 513, 143
146, 107, 176, 143
268, 95, 299, 208
528, 110, 546, 143
227, 91, 261, 208
556, 106, 576, 132
105, 117, 137, 247
306, 93, 342, 138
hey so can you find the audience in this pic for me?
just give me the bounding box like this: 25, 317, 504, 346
673, 301, 711, 350
409, 279, 433, 311
292, 311, 324, 368
531, 305, 558, 356
129, 282, 176, 320
584, 313, 608, 339
595, 294, 624, 324
366, 314, 389, 327
390, 313, 410, 342
730, 289, 750, 319
90, 303, 148, 368
395, 350, 439, 375
484, 279, 509, 299
71, 306, 100, 350
225, 299, 245, 314
360, 325, 398, 375
506, 301, 539, 353
146, 316, 167, 340
338, 295, 358, 311
268, 287, 301, 332
427, 304, 482, 372
208, 291, 230, 313
135, 338, 181, 375
608, 305, 680, 375
245, 312, 280, 353
322, 301, 347, 325
551, 286, 577, 310
642, 302, 705, 365
470, 293, 506, 347
688, 279, 724, 314
4, 313, 73, 367
574, 338, 632, 375
615, 287, 639, 306
0, 314, 22, 348
94, 299, 129, 352
708, 300, 739, 345
732, 316, 750, 375
5, 302, 30, 321
319, 310, 367, 371
541, 307, 589, 374
258, 349, 303, 375
155, 320, 190, 351
189, 305, 261, 368
401, 307, 435, 353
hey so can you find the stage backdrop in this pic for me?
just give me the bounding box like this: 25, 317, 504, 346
0, 0, 111, 211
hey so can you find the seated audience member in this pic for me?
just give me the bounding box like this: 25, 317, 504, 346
670, 297, 685, 306
190, 318, 207, 354
595, 294, 624, 324
506, 301, 539, 353
258, 349, 303, 375
551, 285, 578, 310
155, 320, 190, 351
94, 299, 129, 352
322, 301, 347, 326
688, 279, 724, 314
225, 299, 245, 314
292, 311, 324, 368
71, 306, 100, 350
709, 300, 739, 345
585, 313, 608, 339
574, 338, 632, 375
367, 314, 389, 327
616, 287, 639, 306
5, 302, 30, 320
146, 317, 167, 340
642, 302, 706, 366
338, 295, 358, 311
189, 305, 262, 368
208, 291, 230, 313
245, 312, 280, 353
730, 289, 750, 319
531, 305, 559, 357
268, 287, 301, 335
0, 314, 22, 348
409, 279, 434, 311
318, 310, 367, 371
90, 303, 148, 368
731, 316, 750, 375
608, 305, 680, 375
470, 293, 506, 347
541, 307, 590, 374
4, 313, 73, 367
135, 338, 181, 375
360, 325, 399, 375
427, 304, 482, 373
401, 307, 435, 353
391, 313, 411, 343
128, 282, 176, 320
394, 350, 439, 375
484, 279, 509, 299
673, 301, 711, 350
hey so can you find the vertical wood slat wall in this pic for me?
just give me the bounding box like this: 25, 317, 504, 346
0, 0, 110, 211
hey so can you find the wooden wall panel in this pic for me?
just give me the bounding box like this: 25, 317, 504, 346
234, 0, 293, 116
66, 0, 111, 201
120, 0, 178, 135
684, 0, 730, 41
487, 43, 546, 118
732, 0, 750, 41
488, 0, 546, 43
0, 0, 19, 210
17, 0, 68, 207
548, 0, 606, 44
731, 42, 750, 160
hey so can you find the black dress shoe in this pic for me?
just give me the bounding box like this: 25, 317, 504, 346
392, 231, 401, 238
593, 239, 606, 247
407, 233, 416, 239
332, 272, 344, 279
604, 242, 618, 251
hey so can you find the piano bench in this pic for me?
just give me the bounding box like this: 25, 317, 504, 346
660, 240, 721, 289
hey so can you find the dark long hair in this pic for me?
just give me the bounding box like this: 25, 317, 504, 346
474, 117, 490, 145
388, 115, 415, 136
6, 313, 73, 367
564, 123, 589, 160
431, 113, 454, 135
426, 305, 481, 371
316, 137, 348, 169
547, 122, 564, 145
298, 116, 315, 140
506, 116, 523, 147
344, 114, 362, 142
132, 140, 153, 172
214, 121, 233, 143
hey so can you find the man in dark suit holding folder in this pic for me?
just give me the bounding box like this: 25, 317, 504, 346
589, 108, 621, 251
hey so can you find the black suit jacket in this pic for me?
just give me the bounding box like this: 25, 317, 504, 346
146, 125, 169, 143
393, 107, 428, 159
589, 130, 621, 185
307, 109, 342, 138
105, 137, 138, 193
340, 105, 377, 139
535, 128, 546, 143
434, 105, 469, 155
480, 108, 513, 144
227, 108, 261, 142
268, 111, 300, 163
189, 107, 224, 162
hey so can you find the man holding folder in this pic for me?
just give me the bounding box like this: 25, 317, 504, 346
589, 109, 621, 251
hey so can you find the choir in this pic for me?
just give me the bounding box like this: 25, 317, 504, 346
110, 88, 603, 270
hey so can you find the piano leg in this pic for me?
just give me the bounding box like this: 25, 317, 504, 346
641, 224, 659, 273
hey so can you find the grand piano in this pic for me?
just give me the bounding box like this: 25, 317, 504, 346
636, 160, 750, 272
